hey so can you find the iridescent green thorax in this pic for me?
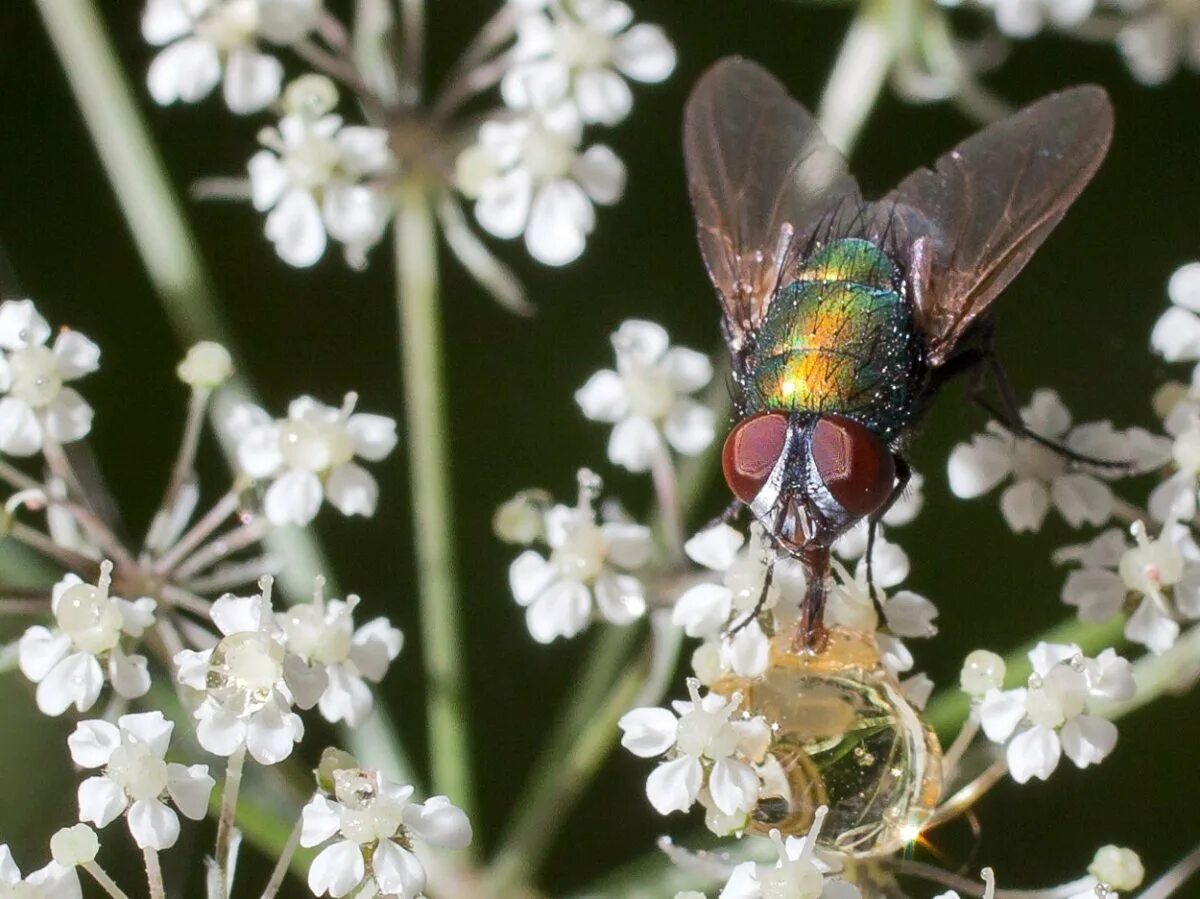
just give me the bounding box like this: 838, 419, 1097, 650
745, 238, 924, 441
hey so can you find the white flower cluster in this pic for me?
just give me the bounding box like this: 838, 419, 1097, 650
619, 679, 772, 836
301, 757, 472, 899
19, 567, 155, 716
227, 392, 397, 526
974, 642, 1135, 783
0, 299, 98, 457
175, 578, 401, 764
458, 0, 675, 265
1058, 519, 1200, 654
250, 76, 394, 268
143, 0, 322, 113
505, 471, 652, 643
948, 388, 1166, 533
576, 320, 716, 473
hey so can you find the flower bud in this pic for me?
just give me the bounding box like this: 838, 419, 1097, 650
283, 74, 339, 119
960, 649, 1006, 696
50, 824, 98, 867
1089, 845, 1144, 891
177, 341, 233, 389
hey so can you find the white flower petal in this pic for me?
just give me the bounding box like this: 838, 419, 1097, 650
147, 38, 221, 106
607, 415, 662, 472
0, 300, 49, 349
1007, 725, 1062, 783
141, 0, 192, 45
264, 470, 324, 525
37, 653, 103, 715
117, 711, 173, 757
475, 169, 533, 239
575, 370, 629, 422
222, 47, 283, 114
1051, 474, 1113, 528
300, 795, 343, 848
284, 655, 329, 710
1028, 641, 1081, 676
684, 524, 744, 572
602, 522, 654, 569
645, 755, 702, 815
1060, 715, 1118, 768
573, 145, 627, 204
509, 551, 556, 606
248, 151, 288, 211
594, 572, 646, 625
78, 775, 128, 827
108, 649, 151, 700
349, 617, 403, 681
979, 687, 1028, 743
346, 413, 397, 461
613, 24, 676, 82
617, 706, 678, 757
1152, 306, 1200, 362
166, 763, 214, 820
128, 799, 180, 850
308, 840, 365, 898
672, 584, 731, 638
664, 399, 716, 456
245, 702, 303, 765
1000, 479, 1050, 533
723, 622, 769, 677
52, 331, 100, 381
67, 720, 121, 769
526, 579, 591, 643
372, 840, 425, 899
883, 591, 938, 638
574, 69, 633, 125
265, 189, 327, 267
209, 594, 264, 636
403, 796, 472, 850
257, 0, 322, 44
947, 436, 1013, 498
525, 180, 594, 266
18, 626, 71, 682
325, 463, 378, 517
1062, 569, 1126, 622
43, 388, 94, 444
317, 666, 373, 725
0, 396, 45, 456
1126, 599, 1180, 654
708, 758, 760, 815
195, 707, 248, 757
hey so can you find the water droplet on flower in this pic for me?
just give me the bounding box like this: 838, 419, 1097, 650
710, 629, 942, 856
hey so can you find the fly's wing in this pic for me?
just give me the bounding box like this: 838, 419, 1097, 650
684, 57, 861, 359
873, 86, 1113, 366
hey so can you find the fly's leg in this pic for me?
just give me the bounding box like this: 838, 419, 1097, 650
865, 455, 911, 620
728, 557, 774, 636
704, 498, 746, 533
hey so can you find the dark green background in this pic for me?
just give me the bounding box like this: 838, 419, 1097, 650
1, 0, 1198, 895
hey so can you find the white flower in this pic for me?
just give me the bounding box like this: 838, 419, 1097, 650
824, 555, 938, 676
68, 711, 214, 850
177, 340, 233, 388
508, 473, 652, 642
458, 104, 625, 266
502, 0, 676, 125
719, 810, 858, 899
249, 107, 393, 268
1119, 12, 1200, 85
977, 642, 1135, 783
1147, 397, 1200, 521
673, 524, 804, 681
1152, 263, 1200, 361
174, 579, 325, 764
226, 393, 397, 526
618, 679, 770, 833
575, 320, 714, 472
142, 0, 321, 114
18, 566, 154, 716
981, 0, 1094, 39
1089, 846, 1144, 892
833, 472, 925, 562
947, 389, 1142, 532
1058, 520, 1200, 655
0, 300, 98, 457
277, 582, 403, 726
0, 844, 82, 899
300, 765, 471, 899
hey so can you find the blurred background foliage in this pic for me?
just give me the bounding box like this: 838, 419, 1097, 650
1, 0, 1199, 895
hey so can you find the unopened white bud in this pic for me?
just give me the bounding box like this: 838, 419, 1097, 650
1089, 845, 1144, 891
283, 74, 339, 119
178, 341, 233, 389
493, 492, 546, 545
50, 824, 98, 867
960, 649, 1006, 696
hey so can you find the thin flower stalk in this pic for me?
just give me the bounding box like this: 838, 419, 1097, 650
143, 847, 165, 899
215, 745, 247, 897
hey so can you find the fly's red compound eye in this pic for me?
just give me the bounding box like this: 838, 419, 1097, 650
722, 412, 790, 504
810, 416, 895, 518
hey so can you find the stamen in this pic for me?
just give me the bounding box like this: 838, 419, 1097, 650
96, 560, 113, 601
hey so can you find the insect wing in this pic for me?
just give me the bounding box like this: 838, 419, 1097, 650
875, 86, 1113, 366
684, 57, 861, 357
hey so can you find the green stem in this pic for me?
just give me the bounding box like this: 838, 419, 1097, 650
488, 624, 645, 892
394, 183, 474, 818
260, 814, 304, 899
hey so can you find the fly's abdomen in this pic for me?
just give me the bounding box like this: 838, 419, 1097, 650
749, 239, 923, 440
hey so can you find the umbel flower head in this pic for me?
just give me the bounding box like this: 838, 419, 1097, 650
977, 642, 1135, 783
18, 565, 155, 716
276, 578, 404, 726
175, 577, 327, 764
0, 299, 98, 457
507, 469, 652, 643
227, 392, 397, 526
68, 711, 214, 850
300, 753, 472, 899
575, 319, 715, 472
